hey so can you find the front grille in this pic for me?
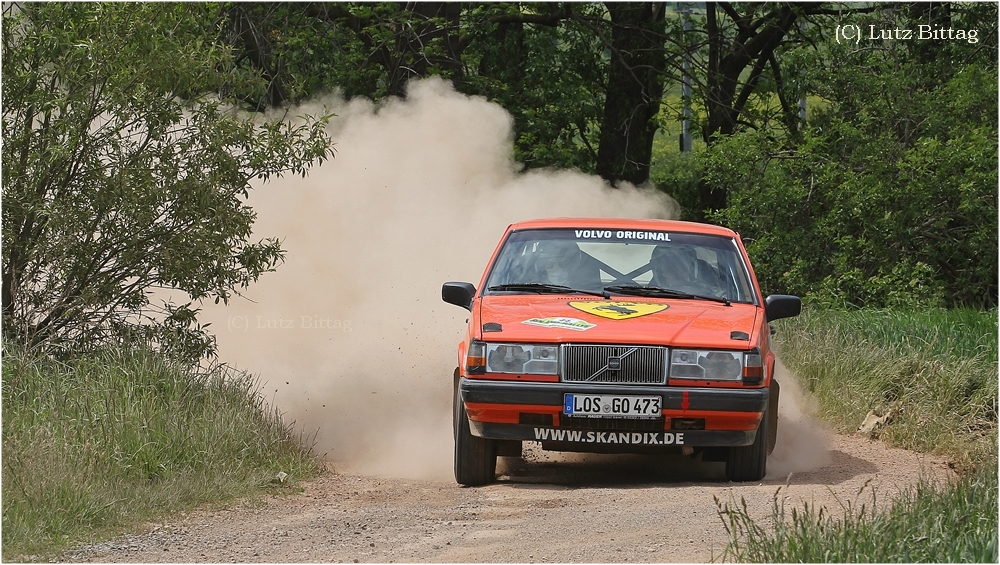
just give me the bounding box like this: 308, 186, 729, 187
562, 345, 667, 384
561, 416, 665, 431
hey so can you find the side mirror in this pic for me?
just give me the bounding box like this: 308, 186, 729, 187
442, 282, 476, 311
765, 295, 801, 322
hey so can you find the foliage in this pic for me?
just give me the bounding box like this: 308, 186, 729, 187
226, 2, 464, 105
224, 3, 833, 188
649, 106, 704, 219
1, 3, 334, 361
705, 4, 998, 308
225, 3, 386, 108
1, 344, 320, 560
649, 148, 702, 219
459, 3, 609, 173
224, 3, 612, 174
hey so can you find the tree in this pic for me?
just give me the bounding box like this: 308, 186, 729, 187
704, 2, 998, 308
460, 3, 607, 172
2, 3, 333, 360
702, 3, 799, 143
593, 3, 668, 186
221, 2, 679, 186
679, 2, 878, 215
225, 2, 467, 105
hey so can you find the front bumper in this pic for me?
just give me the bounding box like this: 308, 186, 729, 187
460, 377, 768, 448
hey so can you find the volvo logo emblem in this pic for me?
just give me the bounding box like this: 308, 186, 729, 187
585, 347, 638, 382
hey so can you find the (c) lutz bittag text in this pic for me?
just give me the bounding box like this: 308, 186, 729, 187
836, 24, 978, 44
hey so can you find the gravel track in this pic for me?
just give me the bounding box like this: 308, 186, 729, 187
65, 434, 950, 563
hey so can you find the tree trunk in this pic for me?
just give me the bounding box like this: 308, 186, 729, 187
596, 2, 666, 187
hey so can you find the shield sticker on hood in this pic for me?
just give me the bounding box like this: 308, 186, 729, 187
568, 300, 668, 320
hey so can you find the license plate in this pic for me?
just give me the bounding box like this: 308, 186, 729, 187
563, 394, 662, 419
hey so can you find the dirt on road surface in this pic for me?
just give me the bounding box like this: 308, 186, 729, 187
66, 433, 950, 564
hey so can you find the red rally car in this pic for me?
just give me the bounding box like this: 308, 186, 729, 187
442, 218, 801, 485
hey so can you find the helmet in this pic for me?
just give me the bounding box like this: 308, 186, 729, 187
534, 239, 583, 284
537, 238, 580, 257
650, 244, 696, 285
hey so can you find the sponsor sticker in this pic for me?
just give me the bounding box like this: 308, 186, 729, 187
569, 300, 668, 320
532, 427, 684, 445
574, 229, 672, 242
522, 317, 596, 331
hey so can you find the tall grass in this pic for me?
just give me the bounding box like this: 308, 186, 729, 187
783, 307, 997, 365
718, 466, 998, 562
717, 307, 998, 562
1, 346, 320, 560
774, 307, 997, 471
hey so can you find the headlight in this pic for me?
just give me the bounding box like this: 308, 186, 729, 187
670, 350, 745, 381
484, 343, 559, 375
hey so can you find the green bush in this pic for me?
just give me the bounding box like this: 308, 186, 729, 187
2, 3, 332, 360
702, 4, 998, 309
649, 130, 704, 219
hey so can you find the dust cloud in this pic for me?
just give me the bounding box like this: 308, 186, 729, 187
766, 358, 834, 479
199, 78, 677, 481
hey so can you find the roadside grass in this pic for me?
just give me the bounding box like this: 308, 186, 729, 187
1, 346, 321, 561
717, 465, 998, 562
775, 307, 997, 471
717, 307, 998, 562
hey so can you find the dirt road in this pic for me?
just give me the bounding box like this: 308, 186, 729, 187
66, 433, 949, 564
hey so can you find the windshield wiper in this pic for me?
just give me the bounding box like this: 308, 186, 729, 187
487, 283, 606, 297
603, 284, 731, 306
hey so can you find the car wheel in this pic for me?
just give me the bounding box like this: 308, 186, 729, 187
766, 379, 779, 455
454, 386, 497, 486
451, 368, 460, 437
726, 403, 768, 482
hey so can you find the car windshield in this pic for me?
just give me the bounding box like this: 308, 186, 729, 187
484, 228, 757, 303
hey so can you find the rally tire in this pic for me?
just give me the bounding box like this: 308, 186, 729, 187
454, 387, 497, 486
726, 403, 768, 482
452, 368, 461, 437
766, 380, 779, 455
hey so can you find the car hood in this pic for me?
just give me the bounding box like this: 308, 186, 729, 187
477, 295, 760, 348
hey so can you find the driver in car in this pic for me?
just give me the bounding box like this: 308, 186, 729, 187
649, 244, 697, 291
532, 240, 602, 290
